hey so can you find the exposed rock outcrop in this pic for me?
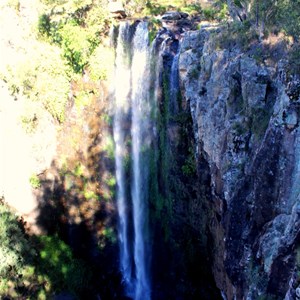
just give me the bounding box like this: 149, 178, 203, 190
179, 27, 300, 299
108, 0, 126, 19
160, 11, 193, 36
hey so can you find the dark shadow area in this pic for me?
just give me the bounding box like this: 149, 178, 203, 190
149, 33, 222, 299
0, 83, 125, 299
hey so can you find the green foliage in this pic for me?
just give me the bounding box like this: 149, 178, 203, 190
83, 185, 99, 200
74, 89, 93, 109
0, 203, 34, 280
0, 201, 93, 299
36, 235, 91, 295
33, 45, 71, 122
88, 44, 115, 81
29, 174, 41, 189
232, 121, 248, 135
37, 0, 109, 73
202, 7, 215, 20
140, 0, 202, 18
188, 65, 201, 80
101, 113, 113, 126
1, 42, 70, 122
286, 43, 300, 76
105, 175, 116, 188
0, 202, 39, 299
277, 1, 300, 40
249, 0, 300, 39
181, 147, 196, 176
103, 135, 115, 160
200, 2, 228, 21
74, 163, 85, 176
58, 21, 97, 73
215, 20, 259, 50
217, 2, 229, 21
38, 14, 52, 38
181, 3, 202, 15
98, 226, 117, 249
226, 0, 300, 40
144, 1, 167, 16
250, 107, 271, 140
148, 18, 162, 44
101, 227, 117, 243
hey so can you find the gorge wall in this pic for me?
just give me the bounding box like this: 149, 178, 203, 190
179, 25, 300, 299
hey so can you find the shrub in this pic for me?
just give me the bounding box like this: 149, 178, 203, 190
287, 44, 300, 76
29, 174, 41, 189
250, 107, 271, 140
0, 202, 36, 298
88, 44, 115, 81
181, 147, 196, 177
36, 235, 92, 295
37, 0, 109, 73
58, 21, 98, 73
1, 42, 70, 123
215, 20, 259, 51
148, 18, 162, 44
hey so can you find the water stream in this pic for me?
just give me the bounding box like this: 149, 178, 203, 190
113, 21, 133, 294
113, 20, 181, 299
130, 22, 151, 300
113, 21, 151, 300
170, 48, 180, 115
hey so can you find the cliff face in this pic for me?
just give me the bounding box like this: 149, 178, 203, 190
179, 27, 300, 299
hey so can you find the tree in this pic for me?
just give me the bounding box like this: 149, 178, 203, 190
226, 0, 300, 40
226, 0, 251, 22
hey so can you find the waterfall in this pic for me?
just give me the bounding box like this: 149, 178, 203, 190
114, 22, 133, 293
169, 48, 180, 115
131, 22, 151, 300
113, 21, 151, 300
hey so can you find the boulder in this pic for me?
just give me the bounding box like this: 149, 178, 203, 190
108, 1, 126, 18
161, 11, 189, 21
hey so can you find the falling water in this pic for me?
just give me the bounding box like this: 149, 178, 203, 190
113, 21, 151, 300
113, 22, 133, 293
131, 22, 151, 300
169, 48, 180, 115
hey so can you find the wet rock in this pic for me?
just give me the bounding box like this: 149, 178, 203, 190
285, 109, 298, 129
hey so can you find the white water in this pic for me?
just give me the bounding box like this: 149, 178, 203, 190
131, 22, 151, 300
114, 21, 151, 300
170, 48, 180, 114
113, 22, 133, 293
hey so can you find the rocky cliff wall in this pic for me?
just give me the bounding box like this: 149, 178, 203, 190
179, 26, 300, 299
